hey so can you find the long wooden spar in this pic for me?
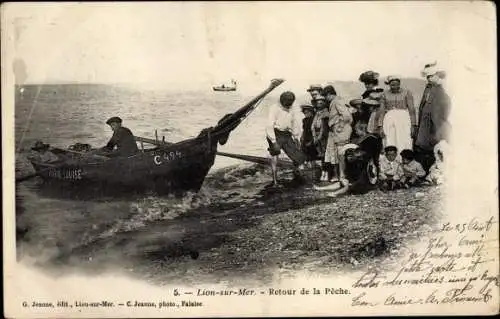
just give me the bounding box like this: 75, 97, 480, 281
134, 136, 294, 168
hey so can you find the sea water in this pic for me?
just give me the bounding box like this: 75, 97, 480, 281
13, 83, 291, 266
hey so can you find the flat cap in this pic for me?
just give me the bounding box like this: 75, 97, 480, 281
106, 116, 122, 125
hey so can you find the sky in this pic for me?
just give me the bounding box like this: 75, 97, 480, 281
2, 1, 496, 91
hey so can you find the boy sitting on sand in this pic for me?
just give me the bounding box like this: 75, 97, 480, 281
378, 145, 402, 191
399, 149, 426, 188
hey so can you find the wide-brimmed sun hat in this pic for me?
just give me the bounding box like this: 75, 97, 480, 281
362, 97, 381, 106
421, 62, 446, 79
359, 71, 380, 83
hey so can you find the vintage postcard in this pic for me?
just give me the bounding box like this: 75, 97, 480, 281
2, 1, 498, 317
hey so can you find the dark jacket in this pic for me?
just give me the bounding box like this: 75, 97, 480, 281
360, 87, 384, 121
301, 116, 315, 145
343, 133, 382, 195
415, 83, 451, 151
301, 116, 317, 160
105, 126, 139, 157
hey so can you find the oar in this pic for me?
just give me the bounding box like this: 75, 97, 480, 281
215, 151, 295, 168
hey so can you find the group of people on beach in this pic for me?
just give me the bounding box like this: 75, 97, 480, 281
266, 62, 451, 195
28, 61, 451, 198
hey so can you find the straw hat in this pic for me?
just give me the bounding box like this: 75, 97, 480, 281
384, 75, 401, 85
362, 97, 381, 106
421, 62, 446, 78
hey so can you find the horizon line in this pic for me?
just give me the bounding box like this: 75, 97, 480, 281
14, 77, 426, 86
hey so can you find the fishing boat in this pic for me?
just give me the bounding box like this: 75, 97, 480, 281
20, 79, 285, 195
212, 79, 237, 92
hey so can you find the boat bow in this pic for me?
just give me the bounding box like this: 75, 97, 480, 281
202, 78, 285, 145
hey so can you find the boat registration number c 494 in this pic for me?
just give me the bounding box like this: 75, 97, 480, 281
153, 151, 183, 165
47, 168, 83, 180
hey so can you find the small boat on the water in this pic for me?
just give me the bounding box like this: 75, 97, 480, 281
213, 79, 237, 92
22, 79, 285, 195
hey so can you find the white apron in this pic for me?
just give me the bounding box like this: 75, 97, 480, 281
382, 109, 412, 152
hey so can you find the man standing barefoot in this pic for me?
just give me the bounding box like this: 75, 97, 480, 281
266, 91, 307, 186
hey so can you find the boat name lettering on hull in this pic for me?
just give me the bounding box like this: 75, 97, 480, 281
154, 151, 183, 165
47, 168, 83, 180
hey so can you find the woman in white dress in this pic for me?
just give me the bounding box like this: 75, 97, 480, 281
376, 76, 417, 152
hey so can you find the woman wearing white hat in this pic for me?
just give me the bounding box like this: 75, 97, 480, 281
377, 75, 416, 152
414, 62, 451, 173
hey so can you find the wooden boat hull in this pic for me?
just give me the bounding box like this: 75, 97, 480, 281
30, 138, 217, 194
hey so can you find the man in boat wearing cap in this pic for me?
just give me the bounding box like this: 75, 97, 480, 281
266, 91, 307, 185
99, 117, 139, 157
